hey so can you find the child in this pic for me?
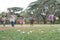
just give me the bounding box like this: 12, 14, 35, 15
30, 16, 34, 25
10, 13, 15, 27
19, 16, 23, 25
49, 13, 55, 24
1, 15, 6, 27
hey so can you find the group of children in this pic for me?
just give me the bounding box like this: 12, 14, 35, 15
1, 12, 55, 27
1, 13, 24, 27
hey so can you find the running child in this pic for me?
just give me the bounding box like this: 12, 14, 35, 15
10, 13, 15, 27
30, 16, 34, 25
49, 13, 55, 24
19, 16, 23, 25
1, 15, 6, 27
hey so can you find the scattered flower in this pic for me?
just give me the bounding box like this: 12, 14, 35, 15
17, 30, 20, 32
22, 31, 25, 34
41, 30, 44, 33
30, 31, 33, 33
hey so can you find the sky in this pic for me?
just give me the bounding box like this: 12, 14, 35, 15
0, 0, 37, 12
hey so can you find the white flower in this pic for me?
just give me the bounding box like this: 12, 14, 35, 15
17, 30, 20, 32
56, 17, 59, 20
41, 31, 44, 33
22, 32, 25, 34
30, 31, 33, 33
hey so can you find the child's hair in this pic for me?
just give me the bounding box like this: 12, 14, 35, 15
10, 12, 14, 15
20, 16, 23, 18
2, 15, 5, 17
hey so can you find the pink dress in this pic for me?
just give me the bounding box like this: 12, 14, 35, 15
1, 17, 6, 22
19, 17, 23, 24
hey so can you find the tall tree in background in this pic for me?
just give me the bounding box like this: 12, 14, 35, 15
27, 0, 59, 24
7, 7, 23, 14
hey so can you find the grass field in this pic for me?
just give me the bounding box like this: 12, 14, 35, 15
0, 24, 60, 40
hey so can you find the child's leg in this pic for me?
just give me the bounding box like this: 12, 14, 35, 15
11, 22, 12, 27
50, 21, 52, 24
11, 21, 14, 27
3, 21, 6, 27
12, 22, 15, 27
20, 22, 23, 27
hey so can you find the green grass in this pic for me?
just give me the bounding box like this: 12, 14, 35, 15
0, 25, 60, 40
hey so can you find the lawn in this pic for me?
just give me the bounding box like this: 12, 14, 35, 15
0, 24, 60, 40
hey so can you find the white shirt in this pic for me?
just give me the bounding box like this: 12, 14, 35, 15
10, 15, 15, 22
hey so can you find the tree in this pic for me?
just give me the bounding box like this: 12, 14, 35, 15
7, 7, 23, 13
26, 0, 59, 24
